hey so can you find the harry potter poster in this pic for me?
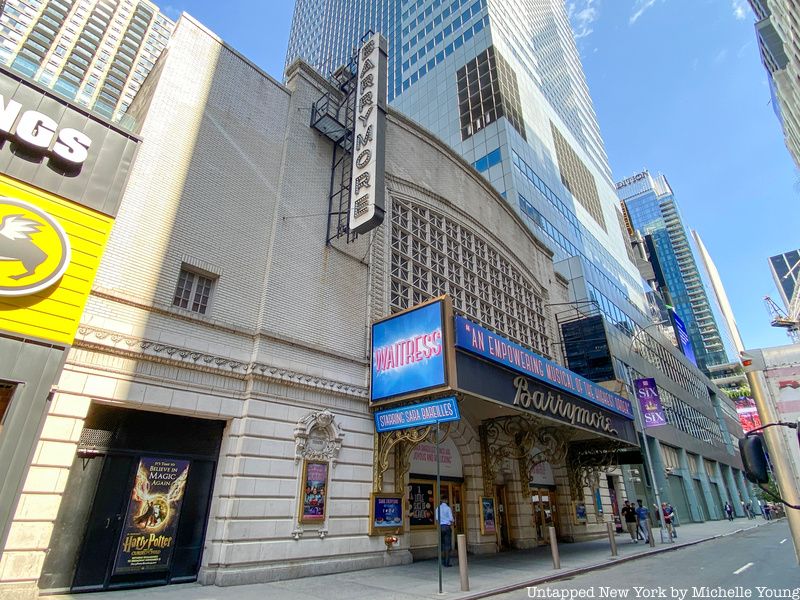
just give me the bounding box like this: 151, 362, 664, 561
113, 457, 190, 574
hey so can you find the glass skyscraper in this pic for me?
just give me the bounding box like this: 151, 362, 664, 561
286, 1, 743, 481
618, 171, 733, 376
287, 0, 649, 345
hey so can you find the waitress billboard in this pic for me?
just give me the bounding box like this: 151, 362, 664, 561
370, 297, 452, 404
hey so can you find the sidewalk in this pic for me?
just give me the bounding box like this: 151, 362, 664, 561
63, 517, 777, 600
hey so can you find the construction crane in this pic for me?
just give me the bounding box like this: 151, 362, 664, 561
764, 295, 800, 343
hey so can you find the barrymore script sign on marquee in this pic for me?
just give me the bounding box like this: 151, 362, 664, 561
454, 315, 634, 419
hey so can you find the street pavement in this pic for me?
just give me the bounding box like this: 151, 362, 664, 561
61, 517, 782, 600
489, 519, 796, 600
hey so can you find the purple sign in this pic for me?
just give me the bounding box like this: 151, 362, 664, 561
670, 310, 697, 367
634, 378, 667, 428
454, 316, 634, 419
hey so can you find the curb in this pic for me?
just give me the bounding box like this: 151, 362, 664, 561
454, 522, 767, 600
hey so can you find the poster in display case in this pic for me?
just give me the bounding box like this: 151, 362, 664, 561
300, 460, 329, 523
370, 493, 404, 535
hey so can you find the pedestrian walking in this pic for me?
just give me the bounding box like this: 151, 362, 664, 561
667, 503, 678, 537
435, 498, 454, 567
764, 503, 772, 521
635, 499, 650, 543
724, 501, 733, 521
621, 500, 638, 542
661, 502, 676, 539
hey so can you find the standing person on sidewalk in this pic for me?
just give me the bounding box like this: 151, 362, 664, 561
621, 500, 639, 542
724, 501, 734, 521
635, 499, 650, 543
661, 502, 676, 539
435, 498, 454, 567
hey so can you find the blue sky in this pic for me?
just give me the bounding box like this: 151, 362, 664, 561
162, 1, 799, 352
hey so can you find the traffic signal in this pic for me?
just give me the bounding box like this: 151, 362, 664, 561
739, 435, 769, 484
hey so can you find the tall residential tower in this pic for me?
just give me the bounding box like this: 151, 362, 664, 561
617, 171, 735, 376
0, 0, 174, 121
747, 0, 800, 167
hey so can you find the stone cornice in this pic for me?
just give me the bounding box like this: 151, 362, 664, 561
74, 325, 368, 400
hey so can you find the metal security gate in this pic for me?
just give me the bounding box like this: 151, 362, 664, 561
667, 475, 692, 523
709, 482, 724, 518
692, 478, 708, 521
39, 404, 225, 594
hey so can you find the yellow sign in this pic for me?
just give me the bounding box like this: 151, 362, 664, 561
0, 198, 71, 296
0, 175, 114, 345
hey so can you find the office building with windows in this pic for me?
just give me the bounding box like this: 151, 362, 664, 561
0, 0, 174, 120
287, 0, 751, 541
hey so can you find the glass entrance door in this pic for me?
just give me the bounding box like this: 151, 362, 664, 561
494, 484, 511, 549
530, 486, 558, 543
438, 481, 465, 536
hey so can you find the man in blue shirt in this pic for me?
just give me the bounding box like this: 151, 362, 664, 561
436, 499, 455, 567
635, 499, 650, 543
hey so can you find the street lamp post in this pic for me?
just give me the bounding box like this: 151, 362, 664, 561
627, 321, 671, 544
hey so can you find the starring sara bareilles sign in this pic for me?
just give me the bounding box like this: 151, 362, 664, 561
370, 297, 454, 404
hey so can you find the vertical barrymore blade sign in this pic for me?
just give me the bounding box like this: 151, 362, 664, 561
348, 33, 387, 235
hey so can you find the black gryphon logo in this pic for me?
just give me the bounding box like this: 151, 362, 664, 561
0, 214, 48, 280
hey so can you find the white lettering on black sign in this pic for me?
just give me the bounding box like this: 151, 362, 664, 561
348, 34, 386, 235
0, 95, 92, 165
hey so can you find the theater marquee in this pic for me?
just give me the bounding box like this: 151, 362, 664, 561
369, 297, 456, 405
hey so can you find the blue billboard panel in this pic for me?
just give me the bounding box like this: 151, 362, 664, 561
454, 315, 634, 419
371, 300, 446, 403
670, 310, 697, 366
374, 396, 460, 432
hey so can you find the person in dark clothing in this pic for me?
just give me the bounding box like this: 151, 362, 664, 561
621, 500, 639, 542
724, 502, 734, 521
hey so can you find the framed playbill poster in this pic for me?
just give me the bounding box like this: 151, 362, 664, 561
300, 460, 329, 523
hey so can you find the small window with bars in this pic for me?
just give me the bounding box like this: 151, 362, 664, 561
172, 267, 215, 314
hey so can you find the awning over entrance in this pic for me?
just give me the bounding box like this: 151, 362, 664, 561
454, 351, 639, 447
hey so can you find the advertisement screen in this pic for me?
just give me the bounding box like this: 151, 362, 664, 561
670, 310, 697, 367
371, 300, 446, 403
734, 396, 762, 434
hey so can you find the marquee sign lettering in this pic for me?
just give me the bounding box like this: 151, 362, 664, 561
0, 95, 92, 165
513, 376, 618, 435
454, 351, 638, 445
348, 33, 387, 235
370, 299, 449, 403
454, 315, 633, 419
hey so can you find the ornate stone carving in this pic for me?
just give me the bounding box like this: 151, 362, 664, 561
74, 325, 368, 398
294, 409, 344, 467
566, 439, 631, 500
373, 423, 450, 493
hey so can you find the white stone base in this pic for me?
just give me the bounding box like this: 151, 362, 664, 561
0, 582, 37, 600
198, 549, 413, 586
